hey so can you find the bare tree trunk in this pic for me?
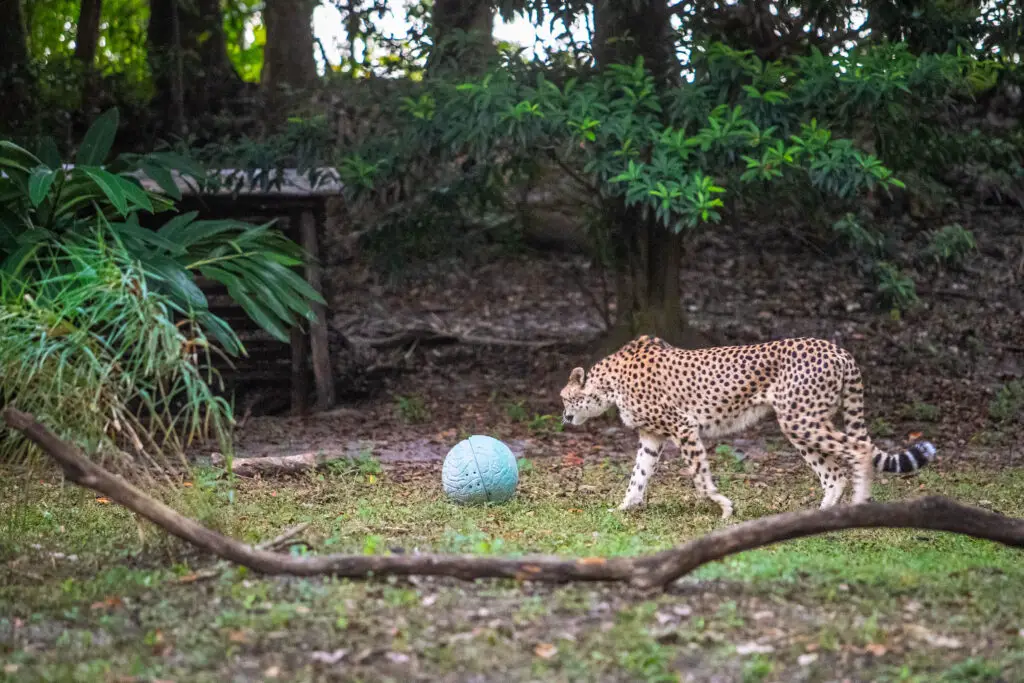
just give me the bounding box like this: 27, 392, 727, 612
601, 200, 704, 350
427, 0, 495, 76
148, 0, 240, 134
0, 0, 29, 70
0, 0, 33, 127
75, 0, 103, 68
261, 0, 318, 91
592, 0, 712, 351
5, 406, 1024, 590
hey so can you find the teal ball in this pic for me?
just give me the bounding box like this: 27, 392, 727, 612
442, 435, 519, 505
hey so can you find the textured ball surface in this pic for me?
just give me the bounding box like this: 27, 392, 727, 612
442, 435, 519, 505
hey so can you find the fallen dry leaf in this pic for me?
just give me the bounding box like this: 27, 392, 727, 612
864, 643, 888, 656
735, 642, 774, 655
95, 496, 112, 504
227, 630, 249, 643
905, 624, 963, 649
534, 643, 558, 659
90, 595, 123, 610
798, 653, 819, 666
310, 649, 347, 665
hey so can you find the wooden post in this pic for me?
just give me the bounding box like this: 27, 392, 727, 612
290, 325, 309, 415
299, 206, 335, 412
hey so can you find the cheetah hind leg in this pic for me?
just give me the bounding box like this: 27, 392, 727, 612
615, 432, 665, 512
780, 416, 873, 505
798, 449, 848, 509
674, 431, 734, 520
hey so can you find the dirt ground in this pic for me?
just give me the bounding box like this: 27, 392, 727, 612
236, 205, 1023, 468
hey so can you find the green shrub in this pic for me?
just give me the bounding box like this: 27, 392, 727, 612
923, 223, 977, 268
875, 261, 919, 312
0, 108, 324, 355
0, 108, 326, 475
0, 233, 232, 475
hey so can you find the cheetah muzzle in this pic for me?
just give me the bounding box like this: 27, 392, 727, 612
559, 335, 937, 520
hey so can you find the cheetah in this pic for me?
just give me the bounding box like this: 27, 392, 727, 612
559, 335, 937, 519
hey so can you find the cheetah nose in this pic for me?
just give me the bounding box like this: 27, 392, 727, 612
562, 412, 573, 424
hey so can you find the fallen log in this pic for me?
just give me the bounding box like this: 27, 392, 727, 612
347, 328, 561, 350
210, 451, 353, 477
5, 407, 1023, 590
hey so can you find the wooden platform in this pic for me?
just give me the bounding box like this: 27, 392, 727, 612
136, 169, 341, 415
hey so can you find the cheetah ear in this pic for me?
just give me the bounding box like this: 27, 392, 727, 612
569, 367, 585, 386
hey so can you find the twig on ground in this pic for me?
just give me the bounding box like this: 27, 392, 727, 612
257, 522, 311, 552
174, 523, 313, 583
6, 407, 1024, 590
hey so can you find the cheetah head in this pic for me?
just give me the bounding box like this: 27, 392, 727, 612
560, 367, 613, 426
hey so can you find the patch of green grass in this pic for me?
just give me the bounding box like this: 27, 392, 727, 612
742, 654, 774, 682
904, 402, 941, 422
871, 417, 896, 438
2, 457, 1023, 681
504, 400, 529, 423
323, 449, 383, 478
989, 381, 1023, 425
527, 413, 564, 435
394, 394, 430, 423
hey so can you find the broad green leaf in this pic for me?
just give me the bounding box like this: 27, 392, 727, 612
219, 259, 306, 323
76, 108, 120, 166
81, 168, 129, 215
1, 242, 42, 276
143, 254, 209, 310
155, 211, 200, 242
229, 286, 292, 342
148, 151, 207, 179
112, 174, 156, 213
28, 167, 57, 207
260, 259, 326, 306
110, 220, 186, 255
167, 219, 244, 249
235, 275, 298, 327
195, 311, 244, 357
0, 141, 42, 172
34, 136, 62, 169
140, 162, 182, 200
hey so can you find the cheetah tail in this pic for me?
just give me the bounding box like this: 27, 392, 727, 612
872, 441, 937, 474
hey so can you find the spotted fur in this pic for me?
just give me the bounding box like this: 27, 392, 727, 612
559, 335, 937, 519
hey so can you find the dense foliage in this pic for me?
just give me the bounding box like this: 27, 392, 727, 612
325, 39, 1018, 297
0, 108, 324, 470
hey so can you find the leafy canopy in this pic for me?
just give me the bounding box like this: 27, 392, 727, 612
336, 43, 971, 235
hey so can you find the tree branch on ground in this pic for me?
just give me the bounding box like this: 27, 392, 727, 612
348, 328, 561, 350
5, 407, 1023, 590
209, 451, 356, 477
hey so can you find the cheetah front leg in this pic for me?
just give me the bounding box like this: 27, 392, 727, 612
673, 430, 734, 520
616, 431, 665, 511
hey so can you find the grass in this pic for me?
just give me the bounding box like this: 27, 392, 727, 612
2, 454, 1023, 682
